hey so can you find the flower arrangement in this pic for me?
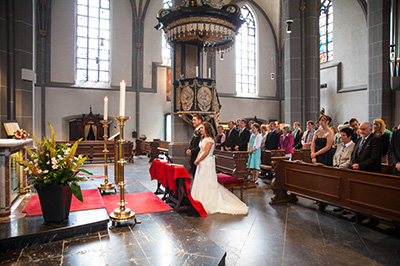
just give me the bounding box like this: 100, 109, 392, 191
13, 129, 29, 140
20, 123, 91, 202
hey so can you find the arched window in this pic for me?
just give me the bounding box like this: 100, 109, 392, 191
319, 0, 333, 63
236, 5, 257, 95
162, 0, 172, 66
76, 0, 110, 82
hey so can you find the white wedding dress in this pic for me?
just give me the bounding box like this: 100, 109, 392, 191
191, 138, 248, 215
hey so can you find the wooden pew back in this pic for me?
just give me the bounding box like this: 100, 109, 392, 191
272, 160, 400, 224
214, 150, 249, 179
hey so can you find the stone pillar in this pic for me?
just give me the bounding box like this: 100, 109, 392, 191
284, 0, 320, 127
284, 0, 302, 125
0, 0, 34, 138
368, 0, 392, 125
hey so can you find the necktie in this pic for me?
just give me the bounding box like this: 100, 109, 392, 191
357, 138, 366, 154
305, 131, 310, 143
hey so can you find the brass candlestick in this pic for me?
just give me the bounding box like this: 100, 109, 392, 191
98, 120, 115, 193
109, 116, 137, 224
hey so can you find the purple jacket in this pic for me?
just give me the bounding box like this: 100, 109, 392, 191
278, 134, 294, 154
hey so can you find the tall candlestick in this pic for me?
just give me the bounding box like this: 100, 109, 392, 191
104, 96, 108, 120
208, 68, 211, 78
196, 66, 199, 77
119, 80, 126, 117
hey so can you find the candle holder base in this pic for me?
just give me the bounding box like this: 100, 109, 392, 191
109, 207, 136, 223
98, 182, 116, 193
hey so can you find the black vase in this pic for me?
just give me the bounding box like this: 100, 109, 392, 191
36, 185, 72, 223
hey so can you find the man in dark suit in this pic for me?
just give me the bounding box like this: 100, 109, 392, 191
235, 119, 250, 151
388, 128, 400, 176
265, 121, 281, 150
186, 114, 203, 177
224, 121, 239, 151
292, 121, 303, 149
350, 122, 382, 173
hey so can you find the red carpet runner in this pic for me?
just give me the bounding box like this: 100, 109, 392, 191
23, 189, 105, 216
23, 190, 172, 217
102, 191, 172, 215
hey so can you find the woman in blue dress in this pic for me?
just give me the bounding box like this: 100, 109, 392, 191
247, 123, 262, 183
311, 115, 334, 166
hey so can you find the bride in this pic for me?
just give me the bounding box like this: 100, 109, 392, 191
191, 122, 248, 215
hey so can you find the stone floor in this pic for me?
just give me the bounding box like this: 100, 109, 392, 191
1, 155, 400, 265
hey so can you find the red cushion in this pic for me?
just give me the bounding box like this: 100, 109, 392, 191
217, 173, 244, 185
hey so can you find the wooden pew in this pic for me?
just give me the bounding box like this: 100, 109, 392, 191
135, 139, 159, 162
292, 149, 302, 161
300, 148, 311, 163
271, 159, 400, 225
214, 150, 249, 180
260, 149, 286, 177
56, 140, 133, 163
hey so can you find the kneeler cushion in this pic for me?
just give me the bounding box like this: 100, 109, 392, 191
217, 173, 244, 185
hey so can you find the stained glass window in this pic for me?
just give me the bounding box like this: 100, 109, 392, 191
76, 0, 110, 82
319, 0, 333, 63
162, 0, 172, 65
236, 5, 257, 95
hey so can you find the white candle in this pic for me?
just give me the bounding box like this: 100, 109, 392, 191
119, 80, 126, 116
104, 96, 108, 120
208, 68, 211, 78
196, 66, 199, 77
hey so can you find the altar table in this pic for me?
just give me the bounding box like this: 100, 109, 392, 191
149, 160, 206, 217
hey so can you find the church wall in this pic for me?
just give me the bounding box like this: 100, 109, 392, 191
143, 0, 163, 89
140, 67, 171, 140
215, 1, 280, 123
44, 87, 136, 141
320, 0, 368, 126
50, 0, 75, 83
219, 98, 280, 123
216, 1, 277, 97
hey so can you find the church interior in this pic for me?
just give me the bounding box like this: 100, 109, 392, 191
1, 0, 400, 265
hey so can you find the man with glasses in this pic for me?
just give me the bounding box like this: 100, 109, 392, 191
350, 122, 382, 173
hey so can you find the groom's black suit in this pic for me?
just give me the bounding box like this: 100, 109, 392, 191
188, 127, 202, 177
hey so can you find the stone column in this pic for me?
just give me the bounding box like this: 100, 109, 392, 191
368, 0, 392, 125
0, 0, 34, 138
284, 0, 302, 125
284, 0, 320, 127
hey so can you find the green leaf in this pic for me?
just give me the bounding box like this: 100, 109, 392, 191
77, 169, 93, 175
70, 183, 83, 202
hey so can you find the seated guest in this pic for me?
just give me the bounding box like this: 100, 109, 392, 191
279, 125, 294, 159
333, 127, 355, 168
388, 128, 400, 176
215, 125, 226, 151
350, 118, 361, 143
292, 122, 303, 149
373, 119, 390, 162
301, 121, 315, 148
235, 119, 250, 151
224, 121, 238, 151
260, 125, 268, 150
333, 124, 351, 147
264, 121, 281, 150
311, 115, 334, 166
350, 122, 382, 172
